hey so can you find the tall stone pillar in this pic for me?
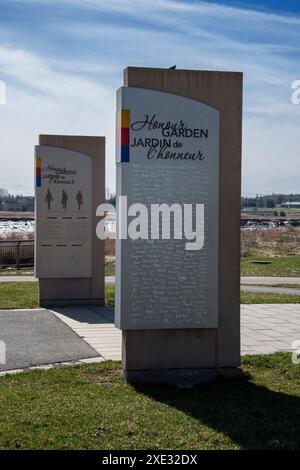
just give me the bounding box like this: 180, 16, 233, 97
115, 67, 243, 385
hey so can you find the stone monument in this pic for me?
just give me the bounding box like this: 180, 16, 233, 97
35, 135, 105, 307
115, 67, 243, 385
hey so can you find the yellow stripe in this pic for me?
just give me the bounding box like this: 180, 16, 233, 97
36, 157, 41, 168
117, 109, 130, 128
122, 109, 130, 128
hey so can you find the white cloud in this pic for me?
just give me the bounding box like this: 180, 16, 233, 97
0, 45, 116, 194
9, 0, 300, 25
0, 0, 299, 194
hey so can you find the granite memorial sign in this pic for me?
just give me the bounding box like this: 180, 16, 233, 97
35, 135, 105, 306
35, 146, 92, 278
115, 67, 243, 385
115, 87, 219, 329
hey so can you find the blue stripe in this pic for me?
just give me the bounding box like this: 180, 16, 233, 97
121, 145, 129, 162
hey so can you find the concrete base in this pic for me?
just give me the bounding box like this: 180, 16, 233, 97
40, 298, 104, 308
124, 367, 244, 387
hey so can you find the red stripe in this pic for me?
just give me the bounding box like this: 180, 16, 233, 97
36, 167, 41, 177
121, 127, 129, 146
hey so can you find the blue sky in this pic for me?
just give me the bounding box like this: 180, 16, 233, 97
0, 0, 299, 195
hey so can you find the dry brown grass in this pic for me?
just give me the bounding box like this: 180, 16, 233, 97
105, 238, 115, 256
241, 226, 300, 257
0, 212, 34, 219
2, 223, 298, 260
0, 232, 34, 241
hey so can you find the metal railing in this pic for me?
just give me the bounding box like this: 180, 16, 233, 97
0, 240, 34, 268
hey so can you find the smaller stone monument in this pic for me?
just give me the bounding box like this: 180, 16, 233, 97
35, 135, 105, 307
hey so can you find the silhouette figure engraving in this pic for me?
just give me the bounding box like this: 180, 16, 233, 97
44, 189, 53, 210
61, 190, 68, 210
76, 190, 83, 210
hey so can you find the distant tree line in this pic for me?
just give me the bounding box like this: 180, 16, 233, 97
0, 194, 34, 213
241, 194, 300, 209
0, 194, 34, 202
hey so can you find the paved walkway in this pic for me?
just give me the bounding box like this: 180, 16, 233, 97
0, 276, 37, 282
241, 285, 300, 295
1, 275, 300, 286
0, 276, 115, 284
241, 304, 300, 354
51, 306, 121, 361
241, 276, 300, 285
0, 304, 299, 373
0, 275, 116, 283
0, 309, 100, 372
51, 304, 300, 358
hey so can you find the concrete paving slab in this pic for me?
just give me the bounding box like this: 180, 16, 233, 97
52, 303, 300, 360
51, 307, 122, 361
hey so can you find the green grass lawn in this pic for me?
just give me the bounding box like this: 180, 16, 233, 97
0, 282, 39, 309
0, 282, 299, 309
105, 284, 115, 307
240, 291, 300, 304
0, 353, 300, 449
0, 282, 116, 309
241, 256, 300, 277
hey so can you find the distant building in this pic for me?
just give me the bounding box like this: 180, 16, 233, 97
280, 201, 300, 208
